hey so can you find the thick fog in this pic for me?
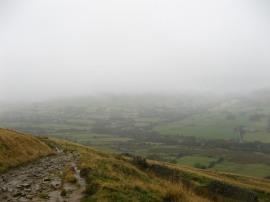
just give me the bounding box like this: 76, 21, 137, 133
1, 0, 270, 101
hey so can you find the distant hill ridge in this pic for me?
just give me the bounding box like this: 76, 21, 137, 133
0, 128, 54, 173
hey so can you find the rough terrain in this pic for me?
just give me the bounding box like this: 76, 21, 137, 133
0, 149, 86, 202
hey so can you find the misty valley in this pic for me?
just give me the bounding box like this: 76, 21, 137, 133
1, 91, 270, 179
2, 1, 270, 200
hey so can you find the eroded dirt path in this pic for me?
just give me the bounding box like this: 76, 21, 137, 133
0, 149, 86, 202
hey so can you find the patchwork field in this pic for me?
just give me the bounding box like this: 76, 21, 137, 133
1, 93, 270, 178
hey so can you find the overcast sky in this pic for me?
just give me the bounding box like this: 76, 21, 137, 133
1, 0, 270, 101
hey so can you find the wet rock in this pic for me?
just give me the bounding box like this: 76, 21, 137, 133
18, 197, 29, 202
51, 179, 61, 189
26, 194, 34, 199
2, 187, 7, 192
21, 183, 31, 188
24, 188, 32, 192
1, 176, 5, 181
34, 184, 42, 192
0, 148, 80, 201
8, 188, 14, 193
13, 191, 25, 197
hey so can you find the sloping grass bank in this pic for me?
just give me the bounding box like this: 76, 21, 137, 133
0, 128, 54, 173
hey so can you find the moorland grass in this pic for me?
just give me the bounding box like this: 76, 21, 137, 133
0, 128, 54, 173
51, 138, 270, 202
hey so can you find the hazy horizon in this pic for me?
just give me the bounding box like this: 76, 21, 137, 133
1, 0, 270, 102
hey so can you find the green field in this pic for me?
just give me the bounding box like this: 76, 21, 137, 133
1, 93, 270, 178
245, 133, 270, 143
155, 111, 269, 140
211, 162, 270, 178
177, 155, 218, 167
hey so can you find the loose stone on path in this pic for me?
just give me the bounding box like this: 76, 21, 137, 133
0, 149, 85, 202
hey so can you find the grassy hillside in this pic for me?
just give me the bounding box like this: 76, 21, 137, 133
0, 128, 269, 201
0, 128, 54, 173
52, 138, 270, 202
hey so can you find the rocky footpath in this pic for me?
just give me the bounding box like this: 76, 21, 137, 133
0, 149, 86, 202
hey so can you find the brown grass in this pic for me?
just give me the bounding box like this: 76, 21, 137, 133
47, 138, 270, 201
62, 166, 77, 183
52, 138, 211, 201
3, 130, 269, 201
164, 162, 270, 193
0, 128, 54, 173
